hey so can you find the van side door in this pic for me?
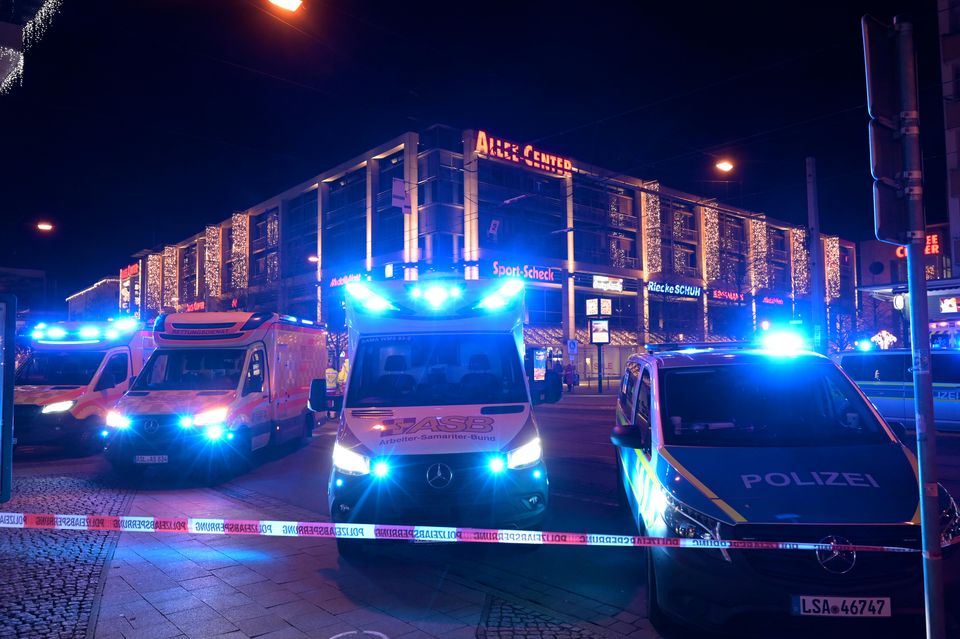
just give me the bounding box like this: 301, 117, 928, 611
241, 345, 272, 440
931, 353, 960, 432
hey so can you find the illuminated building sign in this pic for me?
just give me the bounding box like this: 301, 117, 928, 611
760, 295, 785, 305
711, 289, 744, 302
330, 274, 363, 288
491, 261, 558, 282
940, 297, 958, 314
119, 262, 142, 318
895, 234, 940, 258
647, 281, 702, 298
475, 130, 573, 177
592, 276, 623, 292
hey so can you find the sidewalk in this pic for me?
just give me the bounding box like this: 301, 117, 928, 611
93, 483, 658, 639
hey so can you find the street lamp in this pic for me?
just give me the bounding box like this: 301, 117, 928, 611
268, 0, 303, 11
36, 222, 54, 232
307, 255, 319, 263
715, 160, 734, 173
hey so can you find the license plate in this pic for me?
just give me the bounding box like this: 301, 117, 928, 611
134, 455, 168, 464
792, 596, 891, 617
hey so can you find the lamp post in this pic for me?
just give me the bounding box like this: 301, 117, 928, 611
267, 0, 303, 11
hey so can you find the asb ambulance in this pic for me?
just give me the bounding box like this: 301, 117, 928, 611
14, 319, 154, 453
104, 312, 326, 475
310, 278, 553, 552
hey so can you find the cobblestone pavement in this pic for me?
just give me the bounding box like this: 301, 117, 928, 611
0, 468, 134, 638
479, 596, 609, 639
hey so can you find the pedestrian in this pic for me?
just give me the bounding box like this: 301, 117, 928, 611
564, 363, 576, 393
324, 365, 338, 419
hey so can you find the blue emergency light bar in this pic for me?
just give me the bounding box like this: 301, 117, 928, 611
30, 318, 140, 344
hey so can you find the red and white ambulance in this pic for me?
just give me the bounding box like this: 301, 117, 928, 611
14, 319, 155, 453
104, 312, 326, 475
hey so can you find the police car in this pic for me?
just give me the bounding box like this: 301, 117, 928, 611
611, 337, 960, 628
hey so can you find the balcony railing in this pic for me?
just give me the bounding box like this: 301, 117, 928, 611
575, 249, 640, 270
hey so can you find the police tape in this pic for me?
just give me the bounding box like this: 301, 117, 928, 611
1, 511, 953, 553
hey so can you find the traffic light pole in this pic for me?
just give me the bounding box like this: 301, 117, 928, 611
896, 18, 945, 639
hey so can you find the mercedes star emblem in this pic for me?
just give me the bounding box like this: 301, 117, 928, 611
816, 535, 856, 574
426, 463, 453, 489
143, 419, 160, 434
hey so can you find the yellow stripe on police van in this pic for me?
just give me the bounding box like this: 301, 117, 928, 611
657, 447, 748, 523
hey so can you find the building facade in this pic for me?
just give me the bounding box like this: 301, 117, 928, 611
66, 277, 119, 320
119, 125, 856, 380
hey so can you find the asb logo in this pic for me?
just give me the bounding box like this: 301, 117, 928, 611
379, 416, 495, 437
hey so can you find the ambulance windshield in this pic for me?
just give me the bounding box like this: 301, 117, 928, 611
15, 351, 106, 386
134, 349, 245, 391
346, 334, 528, 407
659, 360, 890, 447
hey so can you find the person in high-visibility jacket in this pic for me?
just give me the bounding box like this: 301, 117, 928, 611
337, 358, 349, 394
324, 367, 338, 418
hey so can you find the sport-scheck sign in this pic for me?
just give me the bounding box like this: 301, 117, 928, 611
491, 261, 558, 282
475, 130, 573, 177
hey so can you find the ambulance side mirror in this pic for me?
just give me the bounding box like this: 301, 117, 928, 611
308, 379, 327, 412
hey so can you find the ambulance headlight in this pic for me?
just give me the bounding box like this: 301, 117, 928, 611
192, 407, 228, 426
41, 400, 75, 414
332, 442, 370, 476
106, 411, 131, 429
506, 437, 542, 469
204, 425, 225, 441
940, 486, 960, 548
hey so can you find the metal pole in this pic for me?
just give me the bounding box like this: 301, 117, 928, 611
896, 17, 945, 639
596, 344, 603, 394
805, 157, 828, 354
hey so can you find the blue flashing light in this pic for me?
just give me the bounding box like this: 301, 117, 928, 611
105, 329, 120, 340
759, 320, 771, 331
227, 432, 235, 440
479, 294, 507, 310
499, 279, 524, 297
410, 286, 422, 299
113, 318, 137, 331
301, 319, 314, 325
478, 279, 525, 311
100, 430, 109, 438
79, 326, 101, 339
533, 469, 542, 480
35, 323, 47, 329
347, 281, 394, 312
335, 478, 344, 488
373, 461, 390, 478
759, 330, 805, 354
856, 340, 873, 352
178, 416, 194, 428
364, 296, 392, 312
46, 327, 66, 339
488, 457, 506, 474
449, 286, 462, 298
204, 425, 225, 441
30, 330, 44, 340
424, 285, 449, 309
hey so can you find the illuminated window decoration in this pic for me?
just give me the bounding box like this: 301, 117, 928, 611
643, 183, 662, 273
266, 252, 279, 283
231, 212, 249, 291
146, 253, 162, 311
791, 227, 809, 296
163, 245, 178, 308
825, 235, 840, 300
672, 204, 686, 274
609, 234, 627, 269
0, 47, 24, 95
926, 264, 937, 281
871, 329, 897, 350
703, 205, 720, 282
266, 209, 280, 248
204, 225, 222, 298
750, 217, 769, 290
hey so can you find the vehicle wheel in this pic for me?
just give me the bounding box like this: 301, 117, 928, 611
646, 550, 665, 628
300, 413, 314, 447
615, 455, 629, 508
336, 538, 367, 557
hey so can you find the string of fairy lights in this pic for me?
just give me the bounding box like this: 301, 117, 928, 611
750, 217, 769, 290
791, 228, 810, 296
825, 235, 841, 300
644, 183, 662, 273
702, 205, 720, 282
231, 212, 249, 291
1, 0, 62, 94
146, 254, 162, 311
162, 245, 178, 308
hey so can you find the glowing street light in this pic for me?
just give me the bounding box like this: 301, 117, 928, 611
36, 222, 54, 232
715, 160, 734, 173
307, 255, 319, 263
268, 0, 303, 11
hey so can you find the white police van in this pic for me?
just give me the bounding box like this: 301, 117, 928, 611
611, 338, 960, 629
309, 278, 552, 554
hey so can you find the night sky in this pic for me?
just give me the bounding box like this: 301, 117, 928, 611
0, 0, 946, 307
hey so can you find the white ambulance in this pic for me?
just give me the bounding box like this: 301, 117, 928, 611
309, 278, 553, 552
105, 312, 326, 476
14, 319, 155, 454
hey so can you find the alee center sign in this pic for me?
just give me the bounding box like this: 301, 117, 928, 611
475, 130, 573, 178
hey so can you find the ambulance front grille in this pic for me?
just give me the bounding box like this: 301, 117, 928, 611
350, 409, 393, 418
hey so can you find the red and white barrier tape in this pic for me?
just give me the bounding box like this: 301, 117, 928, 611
0, 511, 949, 553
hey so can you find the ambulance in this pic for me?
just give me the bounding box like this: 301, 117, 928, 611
309, 278, 553, 553
14, 319, 154, 453
104, 312, 326, 476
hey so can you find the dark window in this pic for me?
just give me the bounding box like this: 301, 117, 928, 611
244, 349, 265, 395
635, 369, 652, 451
134, 349, 246, 391
95, 353, 129, 391
659, 361, 889, 447
838, 353, 909, 383
933, 353, 960, 384
16, 351, 106, 386
618, 362, 639, 416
